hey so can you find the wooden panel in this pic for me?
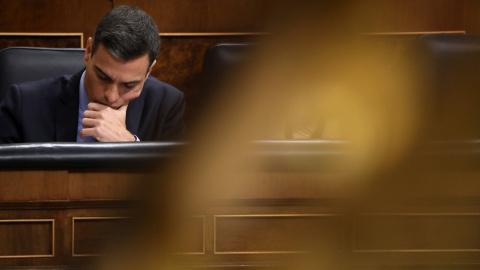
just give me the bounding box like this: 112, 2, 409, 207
0, 0, 111, 48
0, 171, 68, 201
464, 0, 480, 34
198, 172, 350, 200
0, 1, 472, 42
114, 0, 272, 32
351, 0, 465, 33
0, 210, 64, 268
62, 208, 135, 267
0, 219, 54, 258
0, 33, 83, 50
68, 172, 147, 200
115, 0, 468, 33
175, 216, 205, 254
72, 217, 129, 256
153, 35, 261, 125
354, 214, 480, 251
214, 214, 344, 254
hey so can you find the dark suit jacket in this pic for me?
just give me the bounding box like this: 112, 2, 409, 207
0, 70, 185, 143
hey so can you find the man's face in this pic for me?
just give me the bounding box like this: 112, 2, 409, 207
83, 39, 154, 109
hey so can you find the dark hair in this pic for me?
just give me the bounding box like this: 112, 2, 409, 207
92, 6, 160, 69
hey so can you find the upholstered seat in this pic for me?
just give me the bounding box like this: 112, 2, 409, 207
201, 43, 254, 101
418, 34, 480, 140
0, 47, 85, 101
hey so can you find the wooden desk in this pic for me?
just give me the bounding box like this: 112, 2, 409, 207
1, 141, 480, 270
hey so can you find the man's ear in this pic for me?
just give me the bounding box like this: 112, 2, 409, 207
84, 37, 93, 66
146, 60, 156, 78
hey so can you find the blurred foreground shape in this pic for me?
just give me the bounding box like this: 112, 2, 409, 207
3, 1, 480, 270
95, 2, 480, 270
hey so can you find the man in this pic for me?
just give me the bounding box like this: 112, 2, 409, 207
0, 6, 185, 143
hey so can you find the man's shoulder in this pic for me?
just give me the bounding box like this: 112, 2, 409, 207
14, 73, 78, 95
143, 76, 183, 96
138, 76, 184, 112
10, 71, 82, 100
17, 75, 72, 89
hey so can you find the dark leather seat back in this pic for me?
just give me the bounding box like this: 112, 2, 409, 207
0, 47, 85, 101
201, 43, 255, 102
418, 34, 480, 140
182, 42, 255, 130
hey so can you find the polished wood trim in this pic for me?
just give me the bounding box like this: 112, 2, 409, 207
214, 214, 344, 255
178, 215, 206, 255
0, 32, 84, 48
0, 219, 55, 259
0, 199, 134, 210
158, 30, 465, 37
353, 213, 480, 253
71, 216, 129, 257
364, 30, 466, 35
159, 32, 267, 37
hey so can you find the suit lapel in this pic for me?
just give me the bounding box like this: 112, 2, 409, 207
126, 95, 144, 135
55, 71, 82, 142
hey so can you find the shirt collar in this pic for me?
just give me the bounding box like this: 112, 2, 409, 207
79, 70, 89, 112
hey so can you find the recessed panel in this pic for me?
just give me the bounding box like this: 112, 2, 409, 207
72, 217, 130, 256
0, 219, 54, 258
355, 214, 480, 252
174, 216, 205, 254
215, 214, 344, 254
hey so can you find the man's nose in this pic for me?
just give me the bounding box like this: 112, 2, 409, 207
104, 84, 119, 103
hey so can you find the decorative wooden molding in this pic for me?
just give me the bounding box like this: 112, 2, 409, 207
0, 199, 133, 210
214, 214, 344, 255
158, 31, 465, 37
364, 30, 466, 36
0, 219, 55, 259
176, 215, 206, 255
71, 216, 129, 257
354, 213, 480, 253
159, 32, 267, 37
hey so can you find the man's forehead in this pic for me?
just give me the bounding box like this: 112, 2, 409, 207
91, 48, 149, 80
94, 43, 150, 67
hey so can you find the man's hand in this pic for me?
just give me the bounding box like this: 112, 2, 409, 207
79, 102, 136, 142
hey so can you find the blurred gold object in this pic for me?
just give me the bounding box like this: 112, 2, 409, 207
95, 1, 473, 270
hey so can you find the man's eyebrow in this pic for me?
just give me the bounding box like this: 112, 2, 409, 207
94, 65, 112, 81
124, 79, 142, 85
94, 65, 142, 85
